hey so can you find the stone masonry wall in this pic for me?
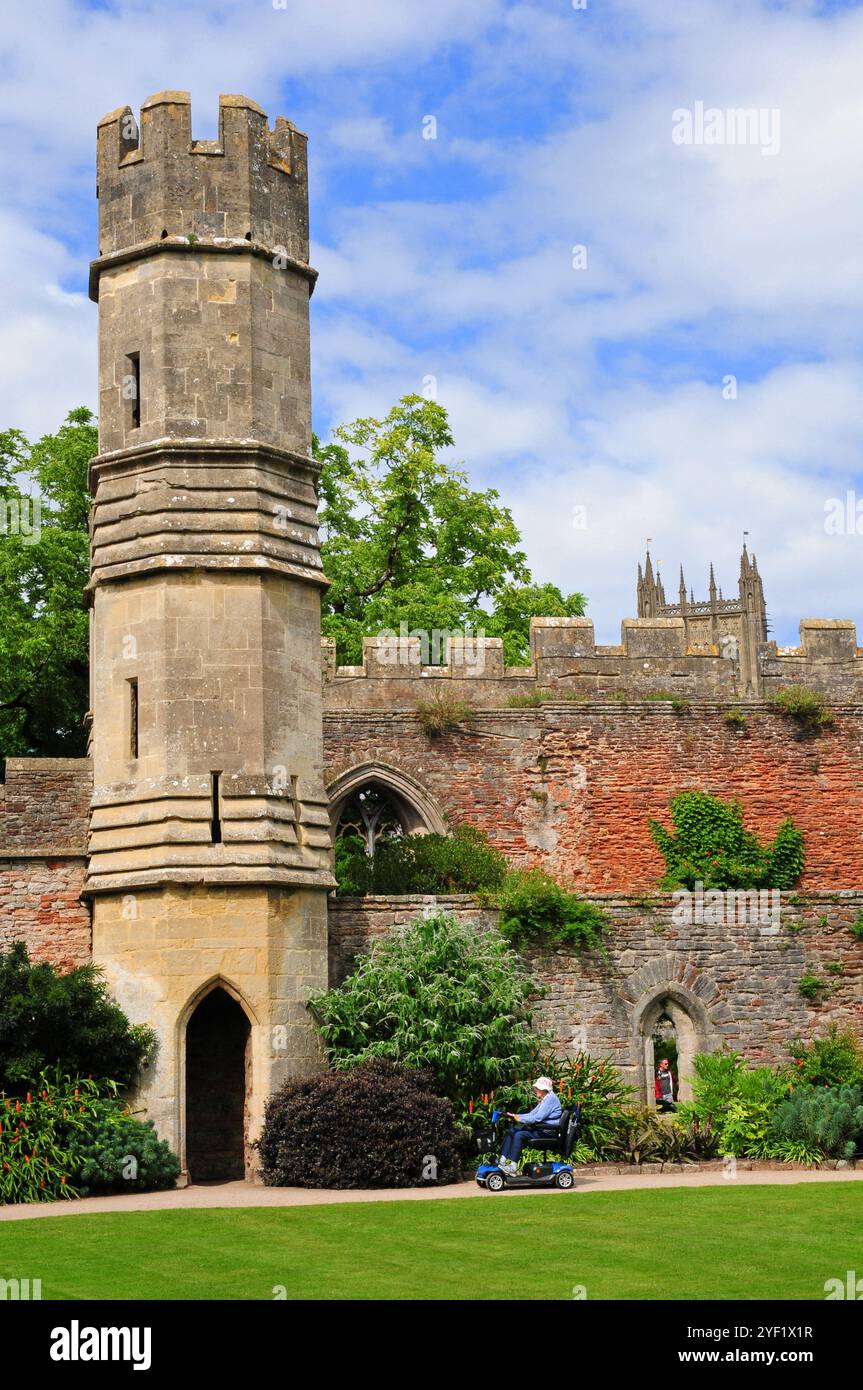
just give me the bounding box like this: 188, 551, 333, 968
328, 892, 863, 1096
0, 759, 91, 969
323, 616, 863, 705
324, 705, 863, 892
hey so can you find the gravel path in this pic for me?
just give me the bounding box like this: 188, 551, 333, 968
2, 1165, 861, 1221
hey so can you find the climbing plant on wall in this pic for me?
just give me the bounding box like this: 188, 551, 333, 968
649, 790, 804, 890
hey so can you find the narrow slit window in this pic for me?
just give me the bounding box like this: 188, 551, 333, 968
291, 774, 304, 848
125, 352, 140, 430
128, 678, 138, 760
210, 772, 222, 844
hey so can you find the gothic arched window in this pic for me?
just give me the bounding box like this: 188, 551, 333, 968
335, 785, 407, 856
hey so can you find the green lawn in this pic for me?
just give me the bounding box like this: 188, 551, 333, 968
3, 1183, 862, 1300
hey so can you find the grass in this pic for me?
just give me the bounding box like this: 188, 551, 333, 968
3, 1183, 862, 1300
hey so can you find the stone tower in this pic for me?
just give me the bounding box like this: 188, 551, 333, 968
637, 543, 768, 694
85, 92, 333, 1181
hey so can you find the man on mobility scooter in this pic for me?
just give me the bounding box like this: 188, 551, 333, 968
475, 1077, 579, 1192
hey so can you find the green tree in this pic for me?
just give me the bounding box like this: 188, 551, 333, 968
485, 581, 587, 665
0, 942, 155, 1094
316, 395, 585, 665
308, 912, 548, 1104
0, 398, 588, 745
0, 408, 94, 758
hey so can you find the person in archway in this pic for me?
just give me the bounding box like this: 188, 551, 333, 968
498, 1077, 562, 1174
655, 1057, 676, 1112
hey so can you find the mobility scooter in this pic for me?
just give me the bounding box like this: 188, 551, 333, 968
475, 1103, 580, 1192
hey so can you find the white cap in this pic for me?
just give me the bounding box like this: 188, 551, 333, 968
533, 1076, 554, 1093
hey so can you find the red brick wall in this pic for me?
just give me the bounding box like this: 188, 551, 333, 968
323, 706, 863, 891
0, 858, 90, 970
0, 758, 91, 852
0, 759, 92, 970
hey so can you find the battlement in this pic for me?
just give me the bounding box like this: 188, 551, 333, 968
760, 620, 863, 698
322, 615, 863, 708
94, 92, 310, 271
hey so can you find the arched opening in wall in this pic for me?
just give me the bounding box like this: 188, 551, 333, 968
651, 1014, 679, 1108
336, 785, 408, 856
185, 986, 251, 1182
633, 985, 711, 1108
328, 764, 447, 857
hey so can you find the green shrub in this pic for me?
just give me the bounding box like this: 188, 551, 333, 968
676, 1050, 789, 1158
850, 912, 863, 942
334, 824, 507, 896
0, 943, 155, 1094
496, 869, 607, 951
0, 1072, 102, 1203
767, 1084, 863, 1163
0, 1070, 178, 1203
768, 686, 834, 733
258, 1060, 463, 1189
798, 970, 828, 1000
648, 790, 804, 890
724, 708, 748, 729
309, 912, 546, 1105
786, 1027, 863, 1087
415, 691, 474, 735
66, 1104, 180, 1195
610, 1106, 712, 1165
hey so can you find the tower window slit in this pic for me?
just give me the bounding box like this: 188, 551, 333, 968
125, 352, 140, 430
128, 678, 138, 760
210, 772, 222, 844
291, 774, 304, 848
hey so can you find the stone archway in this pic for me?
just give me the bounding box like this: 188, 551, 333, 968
327, 762, 447, 846
184, 984, 252, 1182
631, 982, 715, 1106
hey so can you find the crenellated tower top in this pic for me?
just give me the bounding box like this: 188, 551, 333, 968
92, 91, 312, 298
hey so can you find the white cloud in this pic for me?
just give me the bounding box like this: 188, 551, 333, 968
1, 0, 861, 644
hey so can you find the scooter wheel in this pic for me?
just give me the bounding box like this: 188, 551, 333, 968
486, 1171, 506, 1192
555, 1170, 574, 1189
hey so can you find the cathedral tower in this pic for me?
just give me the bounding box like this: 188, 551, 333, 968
85, 92, 333, 1180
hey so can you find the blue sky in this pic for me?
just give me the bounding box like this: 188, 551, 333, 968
1, 0, 862, 642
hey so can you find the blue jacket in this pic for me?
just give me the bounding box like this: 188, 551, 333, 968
516, 1091, 562, 1126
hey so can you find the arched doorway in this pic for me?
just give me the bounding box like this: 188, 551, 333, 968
651, 1013, 679, 1103
631, 984, 714, 1107
185, 986, 251, 1182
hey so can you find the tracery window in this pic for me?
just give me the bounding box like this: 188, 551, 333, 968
335, 785, 407, 856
